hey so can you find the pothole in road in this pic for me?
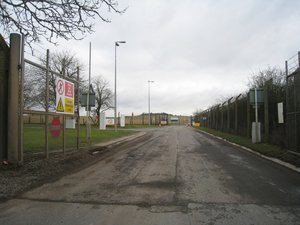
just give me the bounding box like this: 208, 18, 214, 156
127, 153, 144, 159
129, 180, 177, 190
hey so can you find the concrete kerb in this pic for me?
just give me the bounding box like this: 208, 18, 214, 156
195, 128, 300, 174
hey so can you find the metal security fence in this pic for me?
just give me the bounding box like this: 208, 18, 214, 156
197, 52, 300, 152
199, 94, 252, 138
285, 52, 300, 152
198, 88, 286, 146
23, 49, 80, 157
199, 77, 294, 150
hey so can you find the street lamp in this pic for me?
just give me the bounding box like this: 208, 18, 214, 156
148, 80, 154, 126
114, 41, 126, 131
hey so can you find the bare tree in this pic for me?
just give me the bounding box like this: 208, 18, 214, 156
0, 0, 125, 44
23, 65, 44, 109
24, 51, 86, 110
48, 51, 86, 110
248, 67, 285, 89
192, 108, 203, 123
192, 108, 203, 116
48, 50, 86, 97
91, 76, 113, 122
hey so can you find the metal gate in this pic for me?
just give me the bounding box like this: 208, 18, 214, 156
285, 52, 300, 152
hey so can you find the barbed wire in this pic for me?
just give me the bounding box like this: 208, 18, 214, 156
287, 52, 298, 61
286, 52, 299, 75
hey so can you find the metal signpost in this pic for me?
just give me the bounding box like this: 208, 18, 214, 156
249, 88, 264, 143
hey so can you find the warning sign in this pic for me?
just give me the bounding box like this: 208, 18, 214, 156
56, 98, 64, 112
55, 77, 74, 114
65, 98, 74, 113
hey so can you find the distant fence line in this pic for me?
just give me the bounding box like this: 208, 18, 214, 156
23, 113, 191, 126
196, 83, 285, 147
196, 52, 300, 152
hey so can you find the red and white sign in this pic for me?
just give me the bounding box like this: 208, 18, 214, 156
55, 77, 74, 114
65, 81, 74, 98
106, 118, 115, 125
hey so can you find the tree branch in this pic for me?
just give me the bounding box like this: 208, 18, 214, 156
0, 0, 125, 46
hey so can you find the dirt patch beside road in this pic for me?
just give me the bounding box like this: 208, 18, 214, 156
0, 148, 109, 200
0, 132, 148, 201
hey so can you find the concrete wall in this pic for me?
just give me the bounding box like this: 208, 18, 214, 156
0, 35, 9, 159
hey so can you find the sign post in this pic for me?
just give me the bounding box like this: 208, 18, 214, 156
250, 88, 263, 143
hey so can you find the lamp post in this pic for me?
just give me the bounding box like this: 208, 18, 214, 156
114, 41, 126, 131
86, 42, 92, 144
148, 80, 154, 126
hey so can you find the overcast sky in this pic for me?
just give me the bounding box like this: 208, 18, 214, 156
28, 0, 300, 116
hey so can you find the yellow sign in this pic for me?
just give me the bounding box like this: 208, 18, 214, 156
65, 98, 74, 113
56, 98, 64, 112
194, 122, 201, 127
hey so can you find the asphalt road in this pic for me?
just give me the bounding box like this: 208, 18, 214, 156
1, 126, 300, 224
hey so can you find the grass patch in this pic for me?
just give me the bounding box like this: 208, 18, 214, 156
24, 124, 135, 153
197, 126, 300, 168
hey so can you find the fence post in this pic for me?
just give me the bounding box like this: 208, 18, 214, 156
264, 83, 269, 142
295, 53, 300, 150
235, 98, 238, 134
235, 94, 242, 135
227, 99, 231, 132
45, 49, 49, 158
285, 60, 289, 149
209, 109, 212, 128
247, 92, 251, 138
211, 108, 214, 128
216, 105, 219, 130
208, 111, 211, 128
62, 59, 66, 154
76, 67, 80, 150
7, 33, 22, 164
18, 35, 24, 163
0, 35, 9, 160
221, 104, 224, 131
297, 52, 300, 150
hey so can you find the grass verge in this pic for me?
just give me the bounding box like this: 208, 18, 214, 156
24, 124, 135, 153
197, 126, 300, 168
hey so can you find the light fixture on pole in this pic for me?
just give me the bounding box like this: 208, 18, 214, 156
114, 41, 126, 132
148, 80, 154, 126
